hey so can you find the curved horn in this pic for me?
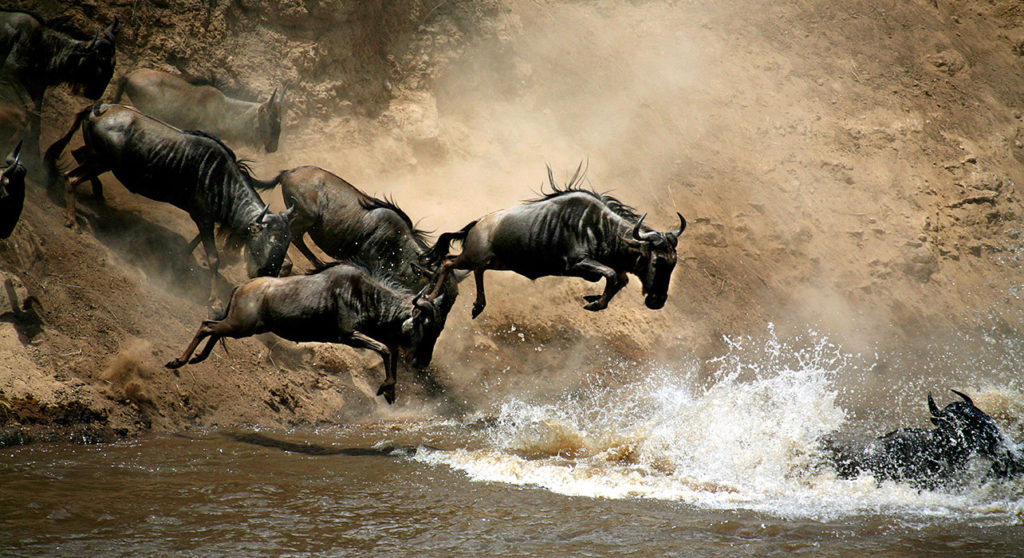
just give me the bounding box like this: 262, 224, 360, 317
281, 204, 296, 219
928, 392, 941, 417
412, 286, 428, 307
104, 18, 118, 41
632, 213, 648, 240
268, 88, 278, 105
258, 203, 270, 222
11, 140, 22, 165
276, 84, 288, 103
631, 213, 659, 242
88, 31, 99, 49
952, 389, 974, 406
668, 212, 686, 239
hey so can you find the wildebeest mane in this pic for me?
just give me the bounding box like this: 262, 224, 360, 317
182, 129, 266, 190
358, 195, 432, 249
529, 162, 650, 229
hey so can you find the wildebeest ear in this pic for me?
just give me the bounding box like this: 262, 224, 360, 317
104, 18, 118, 42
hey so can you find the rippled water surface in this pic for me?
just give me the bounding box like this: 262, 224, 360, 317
3, 332, 1023, 556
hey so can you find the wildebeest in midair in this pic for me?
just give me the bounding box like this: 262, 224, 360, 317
0, 10, 117, 165
427, 164, 685, 317
166, 262, 445, 405
275, 165, 459, 321
828, 390, 1024, 488
0, 140, 25, 238
113, 69, 285, 153
43, 104, 292, 306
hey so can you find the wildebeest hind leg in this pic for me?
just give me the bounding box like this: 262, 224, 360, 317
189, 334, 222, 364
71, 146, 104, 201
63, 162, 109, 232
196, 224, 222, 309
471, 268, 487, 319
166, 321, 217, 369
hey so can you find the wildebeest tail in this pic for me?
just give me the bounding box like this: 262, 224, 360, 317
43, 105, 95, 187
423, 220, 477, 264
249, 169, 286, 192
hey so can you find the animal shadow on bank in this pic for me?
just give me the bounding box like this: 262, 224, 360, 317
62, 193, 238, 307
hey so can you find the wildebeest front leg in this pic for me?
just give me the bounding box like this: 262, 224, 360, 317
196, 224, 222, 309
569, 259, 622, 311
344, 331, 396, 404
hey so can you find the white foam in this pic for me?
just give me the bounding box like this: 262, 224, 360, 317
415, 327, 1024, 522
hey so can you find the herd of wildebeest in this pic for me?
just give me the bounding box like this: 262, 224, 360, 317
1, 9, 1023, 488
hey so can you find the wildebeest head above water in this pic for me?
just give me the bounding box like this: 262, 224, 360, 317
829, 390, 1024, 488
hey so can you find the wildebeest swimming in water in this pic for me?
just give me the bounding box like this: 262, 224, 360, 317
0, 141, 25, 238
166, 262, 445, 405
0, 10, 117, 165
113, 69, 285, 153
43, 104, 292, 306
828, 390, 1024, 488
275, 165, 459, 323
426, 164, 685, 317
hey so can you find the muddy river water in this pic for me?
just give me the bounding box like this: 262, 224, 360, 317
3, 334, 1023, 556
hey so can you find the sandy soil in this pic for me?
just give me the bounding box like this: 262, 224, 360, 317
1, 0, 1021, 443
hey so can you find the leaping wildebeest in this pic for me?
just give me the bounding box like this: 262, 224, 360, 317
43, 104, 292, 306
113, 69, 285, 153
426, 165, 685, 317
276, 165, 459, 321
0, 10, 117, 165
166, 262, 445, 405
0, 140, 25, 238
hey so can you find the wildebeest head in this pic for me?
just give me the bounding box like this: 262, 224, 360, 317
69, 18, 118, 100
928, 390, 1016, 468
244, 204, 293, 277
621, 212, 685, 309
403, 288, 445, 369
255, 87, 285, 153
0, 141, 24, 201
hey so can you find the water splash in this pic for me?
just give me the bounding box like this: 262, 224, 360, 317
416, 327, 1024, 522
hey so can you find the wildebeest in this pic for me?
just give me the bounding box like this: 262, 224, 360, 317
0, 10, 117, 164
113, 69, 285, 153
43, 104, 292, 305
829, 390, 1024, 488
0, 141, 25, 238
276, 165, 459, 319
165, 262, 445, 405
426, 165, 685, 317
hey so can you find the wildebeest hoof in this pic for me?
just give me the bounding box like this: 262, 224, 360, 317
583, 300, 606, 312
583, 295, 601, 303
471, 303, 485, 319
165, 358, 185, 369
377, 383, 396, 404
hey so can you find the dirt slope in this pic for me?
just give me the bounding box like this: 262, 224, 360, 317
1, 0, 1022, 443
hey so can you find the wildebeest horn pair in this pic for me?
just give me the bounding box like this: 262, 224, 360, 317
89, 18, 118, 47
929, 389, 975, 417
411, 286, 440, 320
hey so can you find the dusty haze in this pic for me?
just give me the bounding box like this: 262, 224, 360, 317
0, 0, 1021, 443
